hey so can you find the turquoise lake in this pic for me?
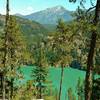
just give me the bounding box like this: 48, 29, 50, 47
17, 66, 86, 100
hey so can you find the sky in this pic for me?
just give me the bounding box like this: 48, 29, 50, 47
0, 0, 96, 15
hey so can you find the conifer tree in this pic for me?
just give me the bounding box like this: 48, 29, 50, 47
32, 39, 48, 99
68, 0, 100, 99
0, 1, 25, 99
2, 0, 10, 99
48, 19, 73, 100
85, 1, 100, 99
6, 15, 25, 99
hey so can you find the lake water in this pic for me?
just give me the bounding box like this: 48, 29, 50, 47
17, 66, 86, 100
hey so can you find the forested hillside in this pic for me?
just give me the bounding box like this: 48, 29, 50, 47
0, 15, 48, 40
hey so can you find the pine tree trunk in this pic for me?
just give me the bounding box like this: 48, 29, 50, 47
37, 82, 42, 99
58, 65, 64, 100
10, 78, 14, 99
8, 89, 10, 100
2, 76, 6, 100
10, 52, 14, 99
0, 73, 3, 98
2, 0, 10, 99
39, 85, 42, 99
85, 0, 100, 100
38, 82, 42, 99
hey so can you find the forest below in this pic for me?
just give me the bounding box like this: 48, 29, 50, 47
0, 0, 100, 100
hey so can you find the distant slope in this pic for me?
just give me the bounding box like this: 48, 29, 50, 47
0, 15, 49, 45
14, 13, 24, 17
23, 6, 73, 24
16, 16, 48, 35
43, 24, 56, 32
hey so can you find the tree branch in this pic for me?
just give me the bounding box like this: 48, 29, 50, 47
86, 6, 96, 14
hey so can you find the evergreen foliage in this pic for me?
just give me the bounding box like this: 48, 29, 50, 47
32, 40, 48, 99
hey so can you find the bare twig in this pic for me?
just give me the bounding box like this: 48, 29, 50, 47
86, 6, 96, 14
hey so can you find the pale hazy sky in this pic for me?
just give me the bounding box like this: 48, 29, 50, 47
0, 0, 96, 15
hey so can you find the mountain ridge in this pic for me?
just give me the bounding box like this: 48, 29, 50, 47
15, 5, 73, 24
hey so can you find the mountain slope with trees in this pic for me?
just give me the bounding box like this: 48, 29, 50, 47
0, 15, 49, 47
